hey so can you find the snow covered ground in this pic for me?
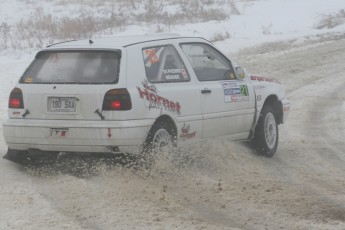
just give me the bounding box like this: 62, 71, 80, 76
1, 0, 345, 229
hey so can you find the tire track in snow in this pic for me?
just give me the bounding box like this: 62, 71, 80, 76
233, 36, 345, 226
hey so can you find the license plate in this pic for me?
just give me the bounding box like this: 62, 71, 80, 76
49, 97, 76, 112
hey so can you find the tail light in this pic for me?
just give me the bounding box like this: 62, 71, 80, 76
9, 88, 24, 109
102, 89, 132, 111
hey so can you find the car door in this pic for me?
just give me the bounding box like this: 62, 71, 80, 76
180, 42, 255, 139
133, 43, 203, 140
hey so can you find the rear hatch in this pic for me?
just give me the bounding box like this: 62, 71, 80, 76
14, 49, 124, 120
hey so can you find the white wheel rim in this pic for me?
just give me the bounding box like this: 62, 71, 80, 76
264, 112, 277, 149
153, 128, 173, 150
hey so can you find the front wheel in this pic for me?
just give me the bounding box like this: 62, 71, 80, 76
253, 105, 279, 157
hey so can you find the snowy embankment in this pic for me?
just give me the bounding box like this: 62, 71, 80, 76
1, 0, 345, 229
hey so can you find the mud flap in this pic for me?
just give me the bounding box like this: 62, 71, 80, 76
3, 149, 61, 166
3, 149, 30, 165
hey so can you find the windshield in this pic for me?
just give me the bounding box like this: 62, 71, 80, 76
21, 50, 120, 84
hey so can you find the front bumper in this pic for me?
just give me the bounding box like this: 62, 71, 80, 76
3, 118, 153, 154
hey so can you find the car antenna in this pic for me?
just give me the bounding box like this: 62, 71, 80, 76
46, 39, 77, 47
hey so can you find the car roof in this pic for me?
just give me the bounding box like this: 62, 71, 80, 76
46, 34, 210, 49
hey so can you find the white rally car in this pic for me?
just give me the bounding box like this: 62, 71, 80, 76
2, 35, 290, 164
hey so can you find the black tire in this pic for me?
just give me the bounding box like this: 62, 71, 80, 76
253, 105, 279, 157
143, 120, 176, 159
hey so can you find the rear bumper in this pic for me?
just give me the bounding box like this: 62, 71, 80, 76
3, 118, 153, 154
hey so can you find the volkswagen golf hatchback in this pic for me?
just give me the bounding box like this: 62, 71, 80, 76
3, 35, 290, 163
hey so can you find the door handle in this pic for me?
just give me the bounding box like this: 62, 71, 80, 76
201, 89, 212, 94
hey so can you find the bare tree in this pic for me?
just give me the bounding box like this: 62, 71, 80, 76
0, 22, 11, 49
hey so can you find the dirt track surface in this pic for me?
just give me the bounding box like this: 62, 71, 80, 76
1, 37, 345, 229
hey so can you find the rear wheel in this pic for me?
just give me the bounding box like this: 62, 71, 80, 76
253, 105, 279, 157
143, 121, 176, 162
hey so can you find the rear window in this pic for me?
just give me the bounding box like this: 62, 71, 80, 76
21, 50, 120, 84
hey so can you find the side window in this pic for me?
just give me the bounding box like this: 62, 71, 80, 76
180, 43, 236, 81
142, 45, 190, 83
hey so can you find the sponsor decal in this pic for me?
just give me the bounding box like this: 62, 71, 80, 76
221, 81, 250, 103
181, 68, 188, 78
221, 81, 238, 88
240, 85, 249, 96
142, 79, 157, 94
254, 85, 265, 89
180, 123, 196, 140
250, 75, 281, 84
50, 128, 68, 138
137, 81, 181, 114
230, 95, 249, 102
162, 68, 188, 80
145, 49, 160, 64
163, 68, 181, 80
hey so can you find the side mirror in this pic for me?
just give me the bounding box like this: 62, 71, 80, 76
235, 67, 246, 79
